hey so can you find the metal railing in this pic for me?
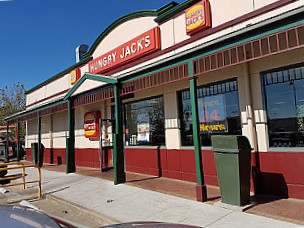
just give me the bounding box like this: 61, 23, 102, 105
0, 161, 42, 199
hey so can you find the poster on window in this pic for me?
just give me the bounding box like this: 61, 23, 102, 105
137, 113, 150, 142
137, 123, 150, 142
198, 94, 228, 133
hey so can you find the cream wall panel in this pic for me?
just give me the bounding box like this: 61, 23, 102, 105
112, 51, 175, 77
164, 92, 179, 127
41, 115, 51, 148
255, 123, 269, 151
52, 137, 67, 148
45, 75, 69, 97
237, 65, 255, 147
26, 87, 45, 107
75, 136, 100, 149
231, 0, 304, 33
26, 139, 37, 150
72, 80, 107, 96
27, 119, 38, 136
27, 61, 89, 108
197, 64, 243, 86
173, 14, 189, 44
52, 111, 68, 148
26, 120, 38, 148
229, 0, 254, 20
160, 20, 175, 49
74, 102, 103, 149
93, 17, 158, 59
250, 48, 304, 75
41, 115, 51, 136
174, 27, 232, 54
41, 139, 51, 148
254, 0, 279, 10
79, 64, 89, 83
250, 67, 265, 121
211, 0, 233, 27
120, 80, 185, 104
164, 92, 181, 149
165, 129, 181, 149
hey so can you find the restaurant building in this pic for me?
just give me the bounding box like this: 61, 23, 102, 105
5, 0, 304, 201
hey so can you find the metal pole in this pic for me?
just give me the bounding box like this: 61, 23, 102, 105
113, 83, 126, 185
38, 112, 41, 166
17, 122, 20, 161
99, 118, 103, 172
66, 99, 76, 173
5, 123, 9, 161
189, 61, 207, 202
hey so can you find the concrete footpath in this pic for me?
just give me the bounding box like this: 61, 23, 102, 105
9, 167, 301, 228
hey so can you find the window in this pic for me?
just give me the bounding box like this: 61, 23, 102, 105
262, 64, 304, 147
179, 79, 241, 146
124, 96, 165, 146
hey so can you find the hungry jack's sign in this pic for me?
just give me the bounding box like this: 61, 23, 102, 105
89, 27, 161, 74
185, 0, 211, 36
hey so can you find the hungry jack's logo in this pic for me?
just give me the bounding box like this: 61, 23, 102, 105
185, 0, 211, 35
84, 111, 101, 139
70, 68, 81, 85
88, 27, 160, 74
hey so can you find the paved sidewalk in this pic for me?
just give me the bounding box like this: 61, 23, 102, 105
10, 166, 302, 228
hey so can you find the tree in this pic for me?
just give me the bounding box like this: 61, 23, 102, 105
0, 82, 26, 139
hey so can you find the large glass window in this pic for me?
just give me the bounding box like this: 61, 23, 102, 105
124, 96, 165, 146
262, 65, 304, 147
179, 79, 241, 146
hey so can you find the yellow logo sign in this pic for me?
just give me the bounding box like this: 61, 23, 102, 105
186, 4, 205, 30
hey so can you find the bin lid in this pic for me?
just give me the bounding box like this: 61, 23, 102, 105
211, 135, 251, 153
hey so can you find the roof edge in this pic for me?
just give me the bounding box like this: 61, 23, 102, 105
25, 56, 93, 95
154, 0, 200, 23
83, 10, 158, 59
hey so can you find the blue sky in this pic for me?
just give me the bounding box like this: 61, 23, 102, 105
0, 0, 184, 91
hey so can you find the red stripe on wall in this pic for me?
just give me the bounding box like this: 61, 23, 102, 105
258, 151, 304, 199
75, 148, 100, 168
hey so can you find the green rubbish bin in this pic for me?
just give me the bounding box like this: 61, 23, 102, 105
211, 135, 252, 206
38, 143, 44, 167
31, 143, 38, 165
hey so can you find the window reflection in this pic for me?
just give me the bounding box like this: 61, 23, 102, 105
179, 79, 241, 146
124, 96, 165, 146
263, 65, 304, 147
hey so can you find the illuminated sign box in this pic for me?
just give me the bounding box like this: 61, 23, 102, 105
89, 27, 161, 74
185, 0, 211, 36
84, 111, 101, 139
70, 68, 81, 85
